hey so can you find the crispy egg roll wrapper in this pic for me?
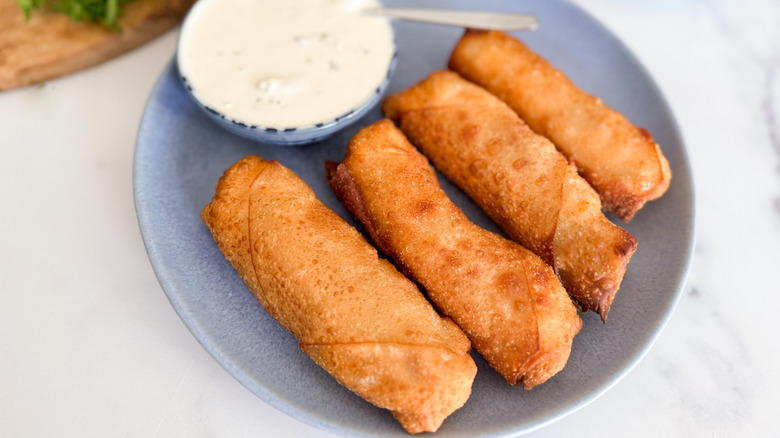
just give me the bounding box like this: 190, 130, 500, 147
201, 156, 476, 434
449, 30, 671, 221
327, 120, 582, 389
383, 70, 637, 321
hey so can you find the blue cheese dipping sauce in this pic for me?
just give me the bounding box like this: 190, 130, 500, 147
177, 0, 395, 141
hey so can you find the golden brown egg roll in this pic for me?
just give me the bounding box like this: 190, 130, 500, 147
327, 120, 582, 389
201, 156, 476, 434
449, 30, 671, 222
383, 70, 637, 321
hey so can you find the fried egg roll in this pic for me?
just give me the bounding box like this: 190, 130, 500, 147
201, 156, 476, 434
383, 71, 637, 321
327, 120, 582, 389
449, 30, 671, 221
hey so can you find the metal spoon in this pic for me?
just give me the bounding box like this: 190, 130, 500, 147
366, 8, 538, 31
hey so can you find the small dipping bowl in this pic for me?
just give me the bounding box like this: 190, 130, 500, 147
176, 0, 396, 145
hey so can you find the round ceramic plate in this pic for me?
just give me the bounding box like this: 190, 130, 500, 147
134, 0, 695, 436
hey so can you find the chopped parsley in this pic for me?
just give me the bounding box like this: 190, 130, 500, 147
17, 0, 132, 31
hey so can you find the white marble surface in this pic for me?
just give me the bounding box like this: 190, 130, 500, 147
1, 0, 778, 437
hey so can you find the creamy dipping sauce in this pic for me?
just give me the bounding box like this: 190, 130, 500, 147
178, 0, 394, 129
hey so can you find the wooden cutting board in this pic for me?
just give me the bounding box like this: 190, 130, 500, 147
0, 0, 194, 90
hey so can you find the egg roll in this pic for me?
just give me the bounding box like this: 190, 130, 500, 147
327, 120, 582, 389
383, 70, 637, 321
449, 30, 671, 221
201, 156, 476, 434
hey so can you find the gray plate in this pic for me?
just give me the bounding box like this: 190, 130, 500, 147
133, 0, 695, 436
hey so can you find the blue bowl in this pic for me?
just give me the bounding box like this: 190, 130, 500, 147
174, 0, 397, 146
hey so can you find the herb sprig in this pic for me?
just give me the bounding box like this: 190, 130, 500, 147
17, 0, 132, 31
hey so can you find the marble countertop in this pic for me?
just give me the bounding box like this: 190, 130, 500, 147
2, 0, 778, 436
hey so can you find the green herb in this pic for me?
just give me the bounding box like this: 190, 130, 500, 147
16, 0, 132, 31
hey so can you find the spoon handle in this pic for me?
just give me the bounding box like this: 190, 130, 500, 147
367, 8, 538, 31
